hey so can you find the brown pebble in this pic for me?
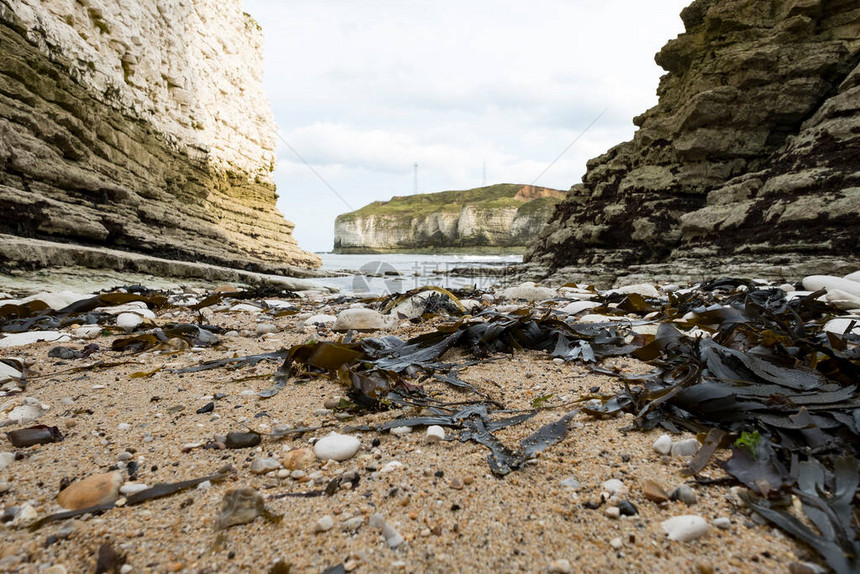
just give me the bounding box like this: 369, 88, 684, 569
166, 562, 184, 572
450, 477, 464, 490
642, 479, 670, 503
57, 471, 122, 510
463, 476, 474, 485
281, 448, 315, 470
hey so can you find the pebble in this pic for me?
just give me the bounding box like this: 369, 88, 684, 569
116, 312, 144, 331
547, 558, 572, 573
616, 499, 638, 516
304, 314, 337, 327
117, 423, 131, 431
604, 506, 621, 519
10, 503, 38, 526
332, 308, 396, 332
119, 482, 150, 496
314, 433, 360, 461
117, 451, 133, 462
653, 434, 673, 454
380, 460, 403, 473
671, 438, 700, 457
314, 515, 335, 533
73, 324, 101, 339
661, 515, 710, 541
56, 471, 123, 510
609, 537, 623, 549
0, 452, 14, 471
342, 516, 364, 532
425, 425, 445, 443
609, 283, 660, 298
713, 517, 732, 530
0, 480, 9, 494
390, 425, 412, 436
47, 346, 82, 360
225, 431, 261, 449
214, 488, 265, 530
670, 485, 698, 506
558, 301, 601, 315
251, 458, 281, 474
500, 282, 557, 302
369, 513, 405, 548
802, 275, 860, 298
255, 323, 278, 335
43, 566, 68, 574
788, 561, 829, 574
231, 303, 262, 313
642, 479, 670, 503
560, 477, 581, 490
282, 448, 316, 470
601, 479, 626, 496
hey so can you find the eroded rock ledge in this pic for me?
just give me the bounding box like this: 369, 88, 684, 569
0, 1, 320, 273
527, 0, 860, 274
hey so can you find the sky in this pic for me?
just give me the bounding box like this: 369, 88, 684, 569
243, 1, 691, 252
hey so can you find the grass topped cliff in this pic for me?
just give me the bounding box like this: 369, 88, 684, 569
334, 184, 565, 253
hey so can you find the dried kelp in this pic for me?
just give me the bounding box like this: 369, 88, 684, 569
585, 281, 860, 571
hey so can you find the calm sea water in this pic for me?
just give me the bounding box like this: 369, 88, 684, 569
315, 253, 522, 295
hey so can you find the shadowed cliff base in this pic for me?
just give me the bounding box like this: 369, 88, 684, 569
0, 1, 320, 276
526, 0, 860, 277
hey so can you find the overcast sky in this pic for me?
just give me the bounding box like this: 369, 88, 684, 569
243, 1, 691, 252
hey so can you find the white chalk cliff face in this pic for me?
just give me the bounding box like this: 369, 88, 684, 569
0, 0, 320, 270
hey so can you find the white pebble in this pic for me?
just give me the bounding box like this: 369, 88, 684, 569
120, 565, 133, 574
425, 425, 445, 443
713, 517, 732, 530
314, 515, 335, 533
653, 434, 672, 455
609, 537, 623, 549
604, 506, 621, 519
390, 425, 412, 436
380, 460, 403, 473
314, 433, 360, 461
0, 452, 14, 471
560, 477, 580, 490
256, 323, 278, 335
601, 479, 626, 496
116, 312, 144, 331
661, 515, 710, 541
119, 482, 150, 496
671, 438, 700, 457
117, 423, 131, 431
250, 457, 282, 474
547, 559, 572, 573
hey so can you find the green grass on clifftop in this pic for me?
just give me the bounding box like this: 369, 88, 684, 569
336, 183, 564, 222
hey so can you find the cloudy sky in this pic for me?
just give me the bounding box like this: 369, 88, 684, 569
243, 1, 691, 252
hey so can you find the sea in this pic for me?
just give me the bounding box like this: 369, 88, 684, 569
314, 253, 522, 295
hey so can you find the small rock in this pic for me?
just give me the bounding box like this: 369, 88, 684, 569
558, 301, 601, 315
119, 482, 150, 496
560, 477, 581, 490
670, 485, 698, 506
117, 423, 131, 431
803, 275, 860, 298
342, 516, 364, 533
251, 458, 281, 474
380, 460, 403, 473
671, 438, 700, 457
610, 283, 660, 298
196, 402, 215, 414
0, 331, 69, 349
500, 282, 557, 302
609, 537, 623, 549
224, 431, 261, 449
661, 515, 710, 542
117, 452, 133, 462
332, 308, 396, 332
10, 502, 37, 526
425, 425, 445, 443
642, 479, 670, 503
304, 314, 337, 327
314, 433, 360, 461
314, 515, 335, 533
390, 426, 412, 436
547, 558, 572, 573
369, 513, 405, 548
73, 325, 101, 339
713, 517, 731, 530
47, 346, 83, 360
449, 477, 464, 490
788, 561, 829, 574
56, 471, 123, 510
43, 566, 68, 574
256, 323, 278, 336
214, 488, 266, 530
0, 452, 15, 471
604, 506, 621, 519
281, 448, 316, 470
116, 313, 144, 332
601, 479, 626, 496
616, 499, 638, 516
653, 434, 672, 454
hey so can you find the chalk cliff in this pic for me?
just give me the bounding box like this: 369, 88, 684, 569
526, 0, 860, 278
334, 184, 565, 253
0, 0, 320, 272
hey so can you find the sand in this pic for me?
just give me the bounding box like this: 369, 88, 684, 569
0, 285, 818, 573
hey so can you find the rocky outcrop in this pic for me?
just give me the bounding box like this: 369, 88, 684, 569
527, 0, 860, 274
0, 0, 320, 273
334, 184, 565, 253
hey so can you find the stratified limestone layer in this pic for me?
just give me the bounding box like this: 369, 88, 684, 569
334, 184, 565, 253
527, 0, 860, 271
0, 1, 320, 273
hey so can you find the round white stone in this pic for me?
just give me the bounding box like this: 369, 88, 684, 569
119, 482, 150, 496
304, 314, 336, 327
653, 434, 673, 454
661, 515, 710, 541
390, 425, 412, 436
250, 457, 282, 474
425, 425, 445, 443
671, 438, 700, 457
313, 433, 360, 461
116, 313, 143, 331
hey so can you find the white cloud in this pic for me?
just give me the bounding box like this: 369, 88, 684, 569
244, 0, 690, 251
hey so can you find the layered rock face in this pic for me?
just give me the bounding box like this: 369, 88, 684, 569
334, 184, 564, 253
527, 0, 860, 274
0, 0, 320, 272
